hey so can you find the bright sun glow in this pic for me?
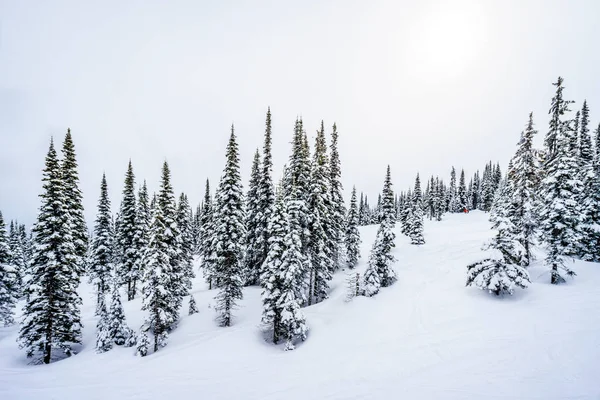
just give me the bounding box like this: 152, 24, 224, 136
404, 3, 488, 82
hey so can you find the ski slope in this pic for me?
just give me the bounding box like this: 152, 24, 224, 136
1, 211, 599, 400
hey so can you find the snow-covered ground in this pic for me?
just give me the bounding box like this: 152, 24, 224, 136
1, 211, 599, 400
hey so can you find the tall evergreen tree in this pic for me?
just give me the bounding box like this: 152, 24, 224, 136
88, 174, 114, 312
244, 149, 263, 285
95, 294, 112, 353
407, 174, 425, 245
539, 77, 580, 283
176, 193, 195, 295
380, 165, 396, 226
141, 196, 174, 353
8, 221, 25, 296
577, 101, 600, 260
345, 186, 361, 269
117, 161, 139, 300
199, 179, 216, 288
213, 126, 246, 327
448, 167, 458, 212
508, 113, 541, 266
329, 123, 346, 269
19, 139, 83, 364
133, 181, 150, 293
457, 169, 467, 210
256, 107, 276, 284
60, 129, 88, 275
157, 162, 183, 321
0, 211, 17, 326
307, 122, 333, 305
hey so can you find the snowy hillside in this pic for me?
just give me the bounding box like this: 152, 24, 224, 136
1, 211, 599, 400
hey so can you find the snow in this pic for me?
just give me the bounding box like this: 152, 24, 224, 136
1, 211, 600, 399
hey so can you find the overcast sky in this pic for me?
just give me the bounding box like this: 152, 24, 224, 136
1, 0, 599, 227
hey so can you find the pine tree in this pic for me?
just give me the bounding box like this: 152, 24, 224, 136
577, 101, 600, 260
141, 195, 175, 353
95, 294, 112, 353
88, 174, 114, 313
468, 177, 531, 296
213, 126, 246, 327
157, 162, 184, 322
307, 122, 333, 305
176, 193, 195, 295
116, 161, 139, 301
244, 149, 263, 286
60, 129, 88, 275
363, 221, 396, 296
199, 179, 216, 288
329, 123, 346, 269
135, 326, 150, 357
7, 221, 24, 297
480, 164, 495, 211
448, 167, 458, 212
358, 192, 366, 226
108, 282, 132, 346
188, 295, 199, 315
380, 165, 396, 226
192, 204, 202, 256
539, 78, 580, 283
256, 107, 276, 284
260, 194, 287, 343
345, 186, 361, 269
457, 169, 467, 211
472, 172, 481, 210
19, 138, 83, 364
0, 211, 17, 326
508, 113, 541, 266
133, 181, 150, 294
345, 272, 361, 301
407, 175, 425, 245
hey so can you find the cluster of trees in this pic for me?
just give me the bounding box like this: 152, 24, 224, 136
467, 77, 599, 295
0, 109, 375, 361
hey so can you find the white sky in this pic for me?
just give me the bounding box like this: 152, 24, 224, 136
1, 0, 599, 226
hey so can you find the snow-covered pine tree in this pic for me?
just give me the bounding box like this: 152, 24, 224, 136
213, 126, 246, 327
480, 164, 494, 211
260, 193, 286, 343
471, 171, 481, 210
188, 295, 199, 315
492, 162, 502, 194
307, 122, 333, 305
508, 113, 541, 266
116, 161, 139, 301
95, 294, 112, 353
244, 149, 263, 286
363, 221, 396, 296
345, 272, 361, 301
539, 77, 580, 283
176, 193, 195, 295
363, 167, 398, 296
141, 194, 175, 353
457, 169, 467, 211
8, 221, 24, 296
199, 179, 216, 288
0, 211, 17, 326
467, 179, 530, 296
88, 174, 114, 314
157, 162, 184, 322
577, 100, 600, 260
108, 282, 133, 346
135, 326, 150, 357
19, 138, 83, 364
329, 123, 346, 270
192, 204, 202, 256
380, 165, 396, 226
257, 108, 276, 276
345, 186, 361, 269
407, 174, 425, 245
279, 190, 308, 350
358, 192, 365, 226
433, 177, 444, 221
60, 129, 88, 276
448, 167, 458, 212
133, 181, 150, 294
